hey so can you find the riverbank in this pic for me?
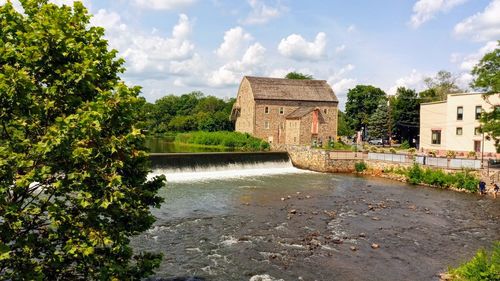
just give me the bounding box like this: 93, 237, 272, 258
281, 145, 498, 197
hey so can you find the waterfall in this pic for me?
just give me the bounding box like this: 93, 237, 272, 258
148, 152, 309, 182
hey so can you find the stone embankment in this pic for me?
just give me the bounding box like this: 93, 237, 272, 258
273, 144, 498, 196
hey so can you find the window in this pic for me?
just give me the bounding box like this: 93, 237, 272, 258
265, 106, 269, 114
474, 127, 481, 136
475, 106, 482, 120
280, 123, 284, 129
456, 127, 463, 135
431, 130, 441, 145
279, 107, 284, 115
457, 106, 463, 120
323, 108, 328, 114
264, 121, 270, 129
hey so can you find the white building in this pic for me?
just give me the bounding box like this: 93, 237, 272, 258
419, 93, 499, 158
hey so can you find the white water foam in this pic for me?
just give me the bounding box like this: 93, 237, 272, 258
149, 160, 312, 183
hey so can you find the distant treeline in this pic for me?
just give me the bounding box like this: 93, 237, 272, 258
138, 91, 235, 134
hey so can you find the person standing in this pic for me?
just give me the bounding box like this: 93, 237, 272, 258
493, 182, 499, 199
479, 180, 486, 195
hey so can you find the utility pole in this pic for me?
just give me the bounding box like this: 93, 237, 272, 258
387, 99, 392, 147
481, 129, 485, 168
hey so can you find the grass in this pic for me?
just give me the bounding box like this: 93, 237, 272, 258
401, 164, 479, 191
447, 242, 500, 281
175, 131, 269, 151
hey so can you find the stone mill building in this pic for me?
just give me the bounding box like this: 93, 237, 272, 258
230, 76, 339, 145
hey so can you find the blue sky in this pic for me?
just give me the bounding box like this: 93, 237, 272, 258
2, 0, 499, 108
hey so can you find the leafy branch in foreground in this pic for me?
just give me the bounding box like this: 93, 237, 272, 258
0, 1, 164, 279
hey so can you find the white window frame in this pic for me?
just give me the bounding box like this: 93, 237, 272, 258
279, 107, 284, 115
265, 121, 270, 129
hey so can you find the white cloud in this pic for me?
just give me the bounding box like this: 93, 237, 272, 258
133, 0, 196, 10
455, 40, 498, 71
215, 26, 253, 59
331, 78, 356, 95
387, 69, 426, 95
326, 64, 356, 108
347, 24, 356, 32
454, 0, 500, 41
335, 44, 346, 53
241, 0, 286, 25
410, 0, 468, 28
91, 10, 196, 76
278, 32, 327, 61
208, 43, 266, 87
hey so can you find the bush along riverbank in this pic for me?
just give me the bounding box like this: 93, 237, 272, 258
361, 163, 480, 193
175, 131, 270, 151
440, 242, 500, 281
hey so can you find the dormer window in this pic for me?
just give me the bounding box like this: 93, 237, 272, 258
265, 106, 269, 114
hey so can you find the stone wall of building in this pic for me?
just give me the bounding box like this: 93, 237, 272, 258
253, 100, 337, 145
234, 79, 255, 134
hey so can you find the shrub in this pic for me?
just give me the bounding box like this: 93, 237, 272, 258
446, 150, 457, 158
454, 170, 479, 192
400, 140, 410, 149
355, 162, 367, 172
370, 146, 378, 152
389, 148, 397, 154
407, 163, 423, 184
408, 148, 417, 155
447, 242, 500, 281
468, 151, 477, 159
428, 150, 437, 157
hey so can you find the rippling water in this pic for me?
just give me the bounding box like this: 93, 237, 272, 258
134, 170, 500, 281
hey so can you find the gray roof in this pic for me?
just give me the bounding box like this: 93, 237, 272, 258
286, 107, 315, 119
244, 76, 338, 102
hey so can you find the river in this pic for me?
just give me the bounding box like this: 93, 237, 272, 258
133, 158, 500, 281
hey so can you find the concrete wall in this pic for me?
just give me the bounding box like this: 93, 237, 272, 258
420, 101, 447, 154
420, 93, 499, 157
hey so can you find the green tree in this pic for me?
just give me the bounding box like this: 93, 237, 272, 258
285, 72, 313, 80
368, 100, 389, 140
345, 85, 387, 132
422, 70, 462, 101
471, 41, 500, 152
0, 1, 164, 279
337, 110, 354, 137
392, 87, 420, 146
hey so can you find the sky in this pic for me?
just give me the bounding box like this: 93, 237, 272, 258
2, 0, 500, 108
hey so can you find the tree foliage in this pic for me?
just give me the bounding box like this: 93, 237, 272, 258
138, 93, 235, 134
368, 100, 389, 140
337, 110, 354, 137
284, 72, 313, 80
0, 1, 164, 279
345, 85, 387, 132
471, 41, 500, 152
392, 87, 420, 146
471, 41, 500, 94
422, 70, 462, 101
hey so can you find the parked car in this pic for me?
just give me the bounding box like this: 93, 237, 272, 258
368, 139, 383, 145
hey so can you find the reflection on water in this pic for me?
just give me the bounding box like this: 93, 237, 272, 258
134, 172, 500, 281
145, 137, 234, 153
